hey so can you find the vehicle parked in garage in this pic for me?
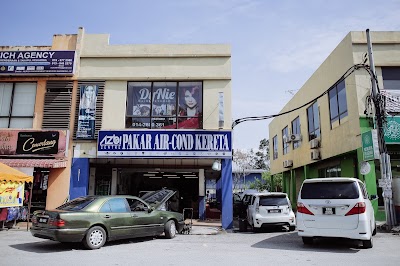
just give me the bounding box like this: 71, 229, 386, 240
30, 188, 184, 249
296, 177, 377, 248
246, 192, 296, 232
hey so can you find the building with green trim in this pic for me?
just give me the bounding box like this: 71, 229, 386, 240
268, 31, 400, 220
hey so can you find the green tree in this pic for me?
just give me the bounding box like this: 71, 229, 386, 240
254, 138, 269, 170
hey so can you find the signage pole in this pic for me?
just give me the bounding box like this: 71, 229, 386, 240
366, 29, 397, 229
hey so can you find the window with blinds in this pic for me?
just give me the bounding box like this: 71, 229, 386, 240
42, 81, 73, 129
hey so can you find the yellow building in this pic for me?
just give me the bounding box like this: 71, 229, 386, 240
268, 31, 400, 219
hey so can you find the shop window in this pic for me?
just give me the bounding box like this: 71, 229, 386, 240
328, 80, 348, 128
291, 116, 301, 149
307, 102, 320, 141
282, 126, 289, 155
29, 168, 49, 213
382, 67, 400, 114
126, 81, 203, 129
318, 165, 341, 177
272, 135, 278, 160
0, 82, 36, 128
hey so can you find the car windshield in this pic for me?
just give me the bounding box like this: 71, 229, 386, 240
301, 181, 359, 199
259, 195, 288, 206
56, 197, 95, 211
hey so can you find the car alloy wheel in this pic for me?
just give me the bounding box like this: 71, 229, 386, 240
84, 226, 106, 249
164, 220, 176, 239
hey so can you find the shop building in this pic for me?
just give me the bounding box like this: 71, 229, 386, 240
268, 31, 400, 219
0, 35, 78, 212
67, 28, 233, 228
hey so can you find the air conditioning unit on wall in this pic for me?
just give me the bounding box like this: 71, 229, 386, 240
283, 135, 291, 143
290, 134, 302, 142
311, 150, 321, 160
283, 160, 293, 168
310, 138, 320, 149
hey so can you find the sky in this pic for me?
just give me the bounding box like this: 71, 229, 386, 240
1, 0, 400, 151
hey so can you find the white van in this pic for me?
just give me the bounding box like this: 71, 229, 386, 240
296, 177, 376, 248
247, 192, 296, 232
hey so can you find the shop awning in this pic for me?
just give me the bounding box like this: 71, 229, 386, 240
0, 162, 33, 183
0, 159, 68, 169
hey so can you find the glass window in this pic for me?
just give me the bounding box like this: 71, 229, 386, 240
318, 165, 341, 178
300, 182, 359, 199
0, 82, 36, 128
56, 197, 95, 211
126, 81, 203, 129
259, 195, 288, 206
126, 198, 148, 212
328, 80, 348, 127
283, 127, 289, 153
272, 135, 278, 160
382, 67, 400, 114
307, 102, 320, 141
291, 116, 301, 149
107, 198, 129, 213
282, 126, 289, 155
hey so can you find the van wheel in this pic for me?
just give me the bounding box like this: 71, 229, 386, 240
288, 226, 296, 232
362, 238, 373, 249
372, 223, 377, 236
302, 237, 313, 245
83, 226, 106, 250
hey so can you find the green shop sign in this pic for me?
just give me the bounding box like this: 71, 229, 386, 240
384, 116, 400, 144
362, 129, 379, 161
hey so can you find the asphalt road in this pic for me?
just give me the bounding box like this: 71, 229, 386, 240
1, 228, 399, 266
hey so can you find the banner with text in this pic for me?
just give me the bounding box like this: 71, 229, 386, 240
0, 51, 75, 75
76, 85, 98, 139
0, 182, 25, 208
97, 130, 232, 158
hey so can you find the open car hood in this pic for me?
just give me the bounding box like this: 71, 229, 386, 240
140, 188, 176, 209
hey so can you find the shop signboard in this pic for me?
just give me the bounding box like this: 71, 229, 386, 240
0, 51, 75, 75
97, 130, 232, 158
361, 129, 379, 161
0, 182, 25, 207
0, 130, 68, 158
384, 116, 400, 144
76, 85, 98, 139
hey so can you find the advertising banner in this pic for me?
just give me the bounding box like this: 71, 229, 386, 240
0, 182, 25, 207
76, 85, 98, 139
0, 51, 75, 75
384, 116, 400, 144
361, 129, 380, 161
97, 130, 232, 158
0, 130, 68, 158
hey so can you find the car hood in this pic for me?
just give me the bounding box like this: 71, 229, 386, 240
140, 188, 176, 209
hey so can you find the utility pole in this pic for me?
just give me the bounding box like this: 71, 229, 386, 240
366, 29, 397, 229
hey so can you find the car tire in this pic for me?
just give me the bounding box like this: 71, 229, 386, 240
372, 223, 377, 236
83, 226, 106, 250
302, 237, 313, 245
164, 220, 177, 239
288, 225, 296, 232
362, 238, 373, 249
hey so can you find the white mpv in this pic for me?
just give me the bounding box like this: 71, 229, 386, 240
247, 192, 296, 232
296, 177, 376, 248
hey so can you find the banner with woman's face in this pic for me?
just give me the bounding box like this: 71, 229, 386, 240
77, 85, 98, 139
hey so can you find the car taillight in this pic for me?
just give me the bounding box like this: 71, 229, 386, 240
297, 202, 314, 215
256, 203, 259, 213
345, 202, 366, 216
52, 219, 65, 227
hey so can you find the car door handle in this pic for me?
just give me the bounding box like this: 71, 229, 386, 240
131, 214, 138, 218
104, 215, 111, 219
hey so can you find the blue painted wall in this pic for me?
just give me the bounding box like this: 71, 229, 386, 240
69, 158, 90, 200
221, 158, 233, 229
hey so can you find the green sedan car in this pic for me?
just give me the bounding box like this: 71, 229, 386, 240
30, 188, 185, 249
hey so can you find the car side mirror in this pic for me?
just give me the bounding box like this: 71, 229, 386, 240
369, 195, 378, 200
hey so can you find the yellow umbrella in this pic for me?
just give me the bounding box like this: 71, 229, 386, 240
0, 162, 33, 183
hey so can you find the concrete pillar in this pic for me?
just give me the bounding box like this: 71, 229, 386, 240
221, 158, 233, 230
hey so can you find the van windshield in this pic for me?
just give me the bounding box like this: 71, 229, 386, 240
301, 181, 359, 199
259, 195, 288, 206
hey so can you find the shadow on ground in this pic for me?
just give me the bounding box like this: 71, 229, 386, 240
9, 236, 156, 253
250, 231, 362, 253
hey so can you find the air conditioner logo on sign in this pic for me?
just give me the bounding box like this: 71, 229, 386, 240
99, 134, 122, 149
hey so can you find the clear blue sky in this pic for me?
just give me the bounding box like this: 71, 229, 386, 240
2, 0, 400, 150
